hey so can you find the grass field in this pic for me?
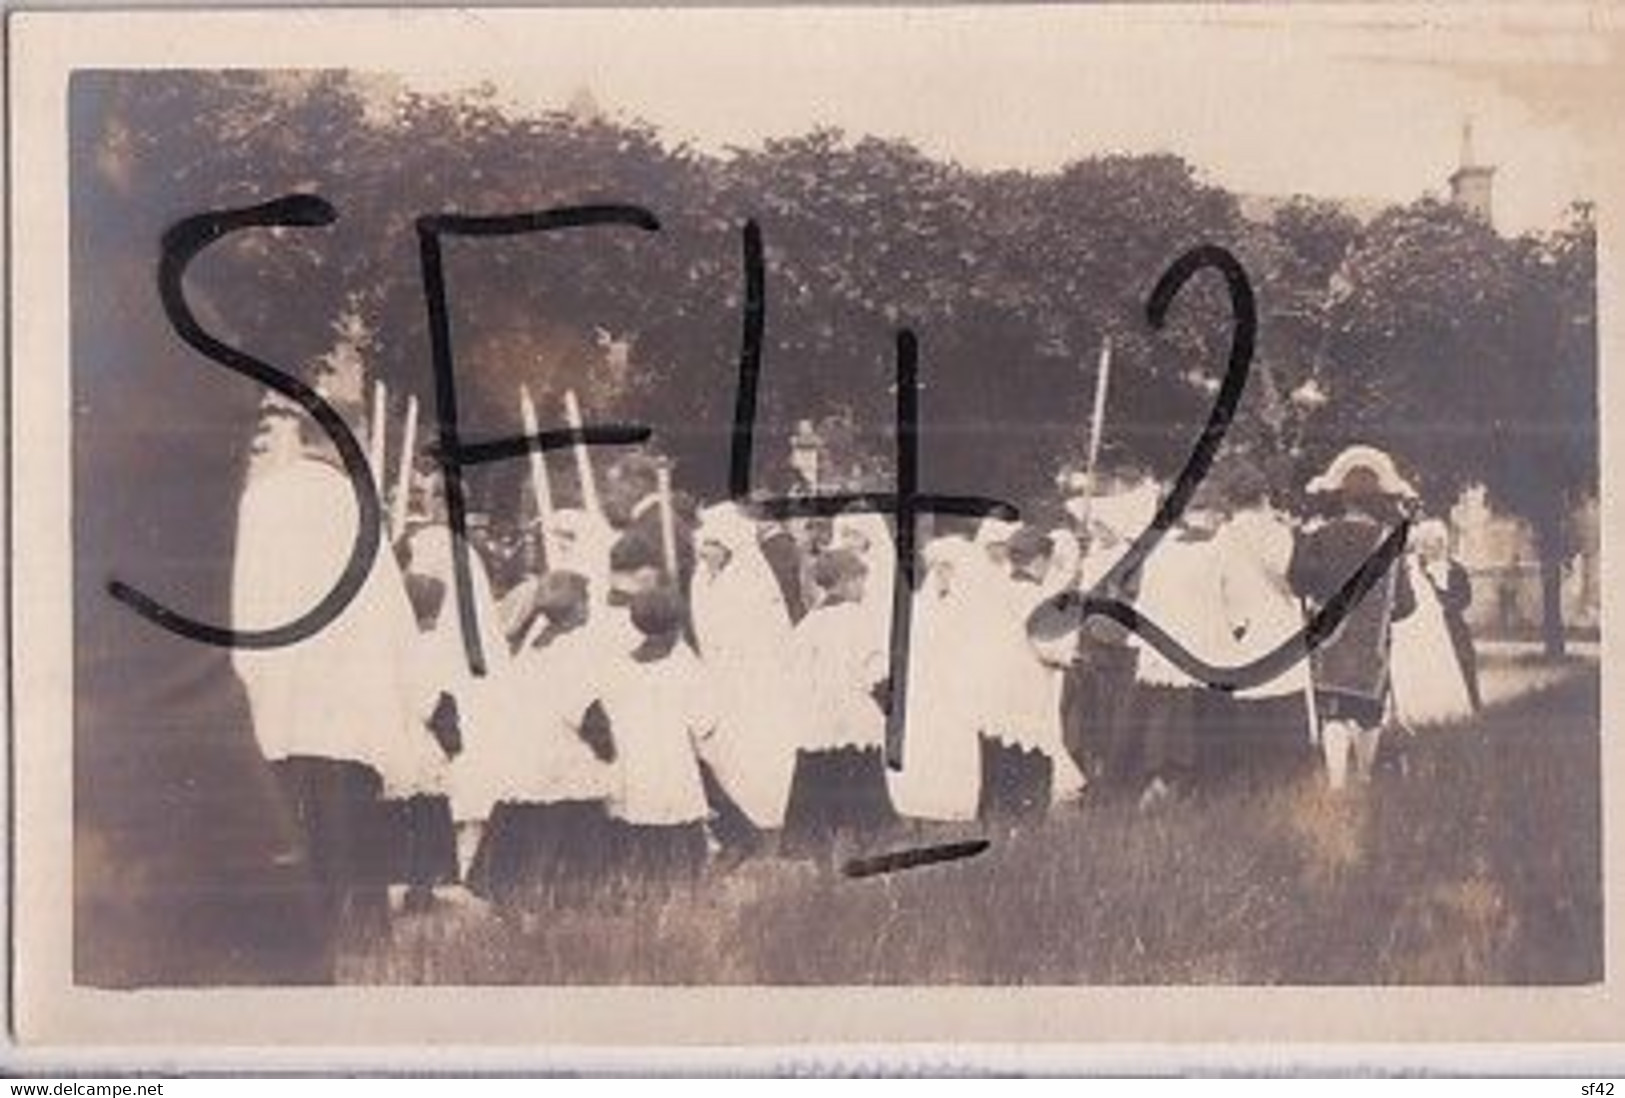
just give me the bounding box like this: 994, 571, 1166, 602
339, 658, 1601, 986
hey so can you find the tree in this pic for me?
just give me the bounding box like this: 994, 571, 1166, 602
1305, 197, 1597, 654
72, 70, 380, 984
1480, 206, 1598, 654
983, 154, 1250, 488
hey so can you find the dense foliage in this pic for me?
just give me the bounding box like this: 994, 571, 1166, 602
75, 70, 1596, 632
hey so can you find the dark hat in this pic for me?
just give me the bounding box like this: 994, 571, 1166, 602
629, 585, 685, 637
609, 532, 663, 573
1006, 526, 1055, 567
610, 452, 663, 494
534, 570, 589, 620
1222, 461, 1272, 508
811, 548, 868, 591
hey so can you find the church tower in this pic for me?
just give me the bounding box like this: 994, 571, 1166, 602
567, 85, 604, 125
1448, 119, 1495, 226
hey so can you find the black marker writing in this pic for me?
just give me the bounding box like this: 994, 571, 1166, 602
727, 219, 1018, 769
108, 193, 381, 649
416, 204, 658, 676
843, 839, 992, 879
114, 206, 1406, 759
1026, 244, 1409, 691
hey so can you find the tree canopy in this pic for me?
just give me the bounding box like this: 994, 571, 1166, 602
76, 69, 1596, 553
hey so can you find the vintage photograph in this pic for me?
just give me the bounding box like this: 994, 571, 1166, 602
32, 7, 1608, 1009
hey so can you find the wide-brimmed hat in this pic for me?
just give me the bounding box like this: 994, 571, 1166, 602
1306, 445, 1418, 499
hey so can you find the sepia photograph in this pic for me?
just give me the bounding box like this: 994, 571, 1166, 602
9, 3, 1623, 1055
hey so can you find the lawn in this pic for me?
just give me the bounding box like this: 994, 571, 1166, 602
340, 662, 1601, 986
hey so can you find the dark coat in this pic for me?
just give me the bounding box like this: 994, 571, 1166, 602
1427, 559, 1482, 710
1288, 513, 1415, 705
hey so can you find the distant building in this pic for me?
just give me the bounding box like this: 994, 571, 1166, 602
1442, 121, 1599, 640
1448, 119, 1495, 226
1448, 484, 1598, 638
567, 85, 605, 125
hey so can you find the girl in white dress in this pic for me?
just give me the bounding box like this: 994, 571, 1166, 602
1003, 526, 1090, 806
233, 415, 428, 931
472, 570, 616, 908
689, 503, 806, 834
598, 587, 716, 886
400, 500, 514, 889
1213, 485, 1316, 790
783, 550, 899, 860
1389, 520, 1475, 728
1128, 504, 1234, 808
887, 537, 987, 824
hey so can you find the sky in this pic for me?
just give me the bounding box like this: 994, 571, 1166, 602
388, 6, 1616, 236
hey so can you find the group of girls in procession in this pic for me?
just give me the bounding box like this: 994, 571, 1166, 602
232, 385, 1484, 938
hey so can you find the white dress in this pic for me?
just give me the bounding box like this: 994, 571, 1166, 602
498, 625, 614, 804
543, 507, 616, 609
689, 514, 806, 829
403, 524, 517, 821
989, 568, 1088, 803
1213, 507, 1312, 700
1390, 557, 1474, 727
1072, 483, 1162, 592
833, 513, 899, 667
1132, 534, 1234, 690
231, 455, 430, 790
889, 556, 985, 821
792, 601, 888, 753
599, 646, 715, 827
